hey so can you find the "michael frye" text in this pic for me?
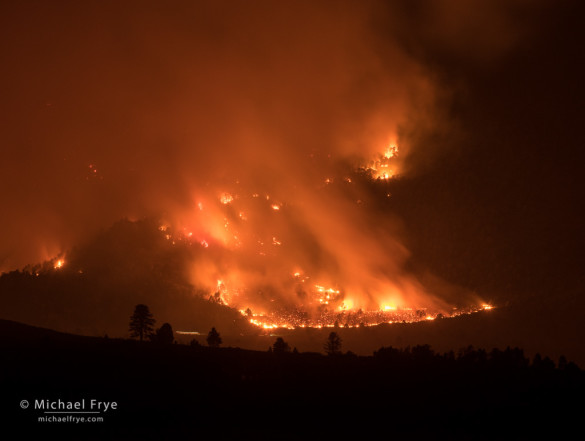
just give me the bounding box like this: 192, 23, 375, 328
35, 399, 117, 412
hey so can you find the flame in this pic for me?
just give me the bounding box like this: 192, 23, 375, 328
236, 303, 489, 330
384, 144, 398, 159
361, 143, 399, 180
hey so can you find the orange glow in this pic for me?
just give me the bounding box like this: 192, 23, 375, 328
0, 0, 508, 343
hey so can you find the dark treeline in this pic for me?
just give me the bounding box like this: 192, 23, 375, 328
1, 319, 583, 439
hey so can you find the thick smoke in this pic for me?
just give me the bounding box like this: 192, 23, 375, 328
0, 1, 541, 315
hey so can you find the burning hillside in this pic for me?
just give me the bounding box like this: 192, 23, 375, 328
121, 145, 489, 330
1, 147, 490, 335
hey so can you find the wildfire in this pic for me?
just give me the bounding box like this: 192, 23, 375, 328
360, 143, 399, 180
145, 138, 488, 333
54, 259, 64, 269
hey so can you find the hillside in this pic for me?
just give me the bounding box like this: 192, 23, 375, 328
1, 216, 583, 367
0, 219, 255, 337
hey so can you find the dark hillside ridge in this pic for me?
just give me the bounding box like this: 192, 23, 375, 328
1, 319, 583, 439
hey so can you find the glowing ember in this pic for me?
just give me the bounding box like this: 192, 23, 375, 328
220, 193, 234, 205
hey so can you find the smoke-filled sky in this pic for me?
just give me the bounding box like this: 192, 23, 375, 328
1, 0, 583, 316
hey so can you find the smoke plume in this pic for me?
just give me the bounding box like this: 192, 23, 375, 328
0, 0, 542, 317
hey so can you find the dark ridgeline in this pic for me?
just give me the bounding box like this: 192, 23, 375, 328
1, 319, 583, 439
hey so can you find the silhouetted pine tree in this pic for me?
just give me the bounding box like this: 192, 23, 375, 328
206, 327, 222, 347
324, 332, 342, 355
129, 304, 155, 341
272, 337, 290, 353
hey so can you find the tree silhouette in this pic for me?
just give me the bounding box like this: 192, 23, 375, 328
129, 304, 155, 341
154, 322, 174, 344
190, 339, 201, 348
206, 327, 222, 347
272, 337, 290, 353
324, 332, 342, 355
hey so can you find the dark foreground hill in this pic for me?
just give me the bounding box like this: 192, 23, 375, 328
1, 319, 583, 439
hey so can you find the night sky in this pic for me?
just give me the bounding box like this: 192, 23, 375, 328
1, 1, 584, 363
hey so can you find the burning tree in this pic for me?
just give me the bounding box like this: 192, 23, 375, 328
206, 327, 222, 347
324, 332, 342, 355
129, 304, 156, 342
